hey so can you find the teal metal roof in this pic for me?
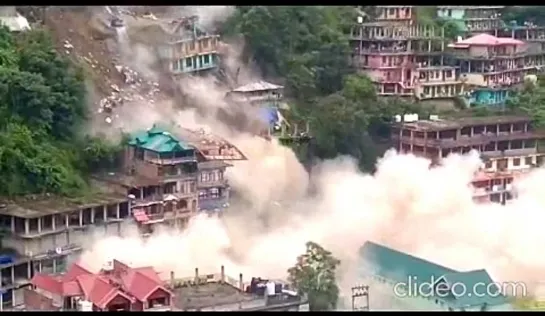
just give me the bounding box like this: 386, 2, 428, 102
128, 126, 193, 153
359, 241, 509, 309
442, 269, 508, 309
360, 241, 456, 284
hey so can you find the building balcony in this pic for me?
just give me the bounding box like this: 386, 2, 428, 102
145, 156, 197, 165
197, 179, 228, 189
395, 131, 545, 149
198, 197, 229, 211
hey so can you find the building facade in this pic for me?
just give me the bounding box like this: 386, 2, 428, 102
436, 6, 505, 35
0, 194, 131, 309
350, 17, 463, 102
359, 241, 513, 311
129, 15, 220, 75
391, 114, 545, 204
449, 33, 541, 107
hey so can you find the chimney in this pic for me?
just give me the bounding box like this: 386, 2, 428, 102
170, 271, 175, 287
239, 273, 244, 291
220, 265, 225, 283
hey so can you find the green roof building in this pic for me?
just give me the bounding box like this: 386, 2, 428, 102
358, 241, 513, 311
128, 125, 196, 162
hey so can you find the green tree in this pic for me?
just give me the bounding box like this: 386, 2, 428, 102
506, 75, 545, 127
288, 241, 341, 311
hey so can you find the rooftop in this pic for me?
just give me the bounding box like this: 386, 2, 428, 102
129, 125, 194, 154
450, 33, 524, 48
398, 115, 532, 131
172, 282, 259, 311
231, 81, 284, 93
360, 241, 509, 309
30, 260, 171, 310
0, 193, 128, 219
174, 128, 247, 161
92, 172, 161, 188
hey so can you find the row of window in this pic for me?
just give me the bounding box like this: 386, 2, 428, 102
200, 171, 223, 182
199, 188, 221, 199
172, 54, 214, 71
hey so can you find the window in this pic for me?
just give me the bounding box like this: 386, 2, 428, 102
203, 54, 210, 65
485, 161, 492, 169
209, 172, 216, 182
525, 157, 534, 166
445, 70, 452, 79
189, 41, 195, 50
199, 191, 207, 199
447, 9, 452, 17
202, 38, 209, 48
200, 172, 210, 182
135, 148, 145, 160
185, 57, 193, 68
513, 158, 521, 167
388, 8, 395, 15
382, 56, 387, 64
210, 188, 220, 199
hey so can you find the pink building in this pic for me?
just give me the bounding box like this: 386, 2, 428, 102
350, 12, 462, 102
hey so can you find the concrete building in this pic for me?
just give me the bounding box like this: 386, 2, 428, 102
95, 126, 246, 219
25, 260, 173, 311
0, 193, 131, 309
350, 15, 463, 104
449, 33, 542, 107
391, 114, 545, 204
436, 6, 505, 35
359, 241, 513, 311
373, 6, 414, 23
127, 15, 220, 75
169, 266, 309, 311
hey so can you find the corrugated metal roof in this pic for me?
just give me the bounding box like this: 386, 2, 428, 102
129, 126, 193, 153
359, 241, 509, 309
232, 81, 284, 93
452, 33, 524, 47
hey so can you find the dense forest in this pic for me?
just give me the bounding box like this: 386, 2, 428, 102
0, 27, 118, 197
2, 6, 545, 198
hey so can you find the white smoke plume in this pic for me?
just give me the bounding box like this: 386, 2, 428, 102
79, 5, 545, 309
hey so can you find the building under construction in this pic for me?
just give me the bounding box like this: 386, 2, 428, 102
350, 6, 463, 104
391, 114, 545, 204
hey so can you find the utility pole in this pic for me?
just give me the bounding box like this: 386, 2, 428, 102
351, 285, 370, 311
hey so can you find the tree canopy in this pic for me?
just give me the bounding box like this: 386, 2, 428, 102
0, 26, 119, 197
288, 241, 341, 311
223, 6, 430, 171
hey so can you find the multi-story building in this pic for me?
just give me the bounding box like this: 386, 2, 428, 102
436, 6, 505, 35
96, 126, 247, 225
0, 194, 131, 310
391, 114, 545, 204
226, 81, 311, 143
359, 241, 513, 310
350, 18, 463, 104
449, 33, 543, 106
128, 15, 220, 75
372, 6, 414, 23
25, 260, 173, 311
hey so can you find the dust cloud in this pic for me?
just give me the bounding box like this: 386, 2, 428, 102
79, 5, 545, 308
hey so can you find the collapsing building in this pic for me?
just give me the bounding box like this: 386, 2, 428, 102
359, 241, 513, 311
25, 260, 309, 311
127, 15, 220, 75
94, 125, 246, 236
225, 81, 311, 145
391, 114, 545, 204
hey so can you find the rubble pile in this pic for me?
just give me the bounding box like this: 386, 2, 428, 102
97, 64, 161, 125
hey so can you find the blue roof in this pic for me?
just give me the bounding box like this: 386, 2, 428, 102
359, 241, 509, 309
259, 107, 279, 125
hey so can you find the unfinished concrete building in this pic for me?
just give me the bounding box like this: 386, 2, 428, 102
392, 115, 545, 204
436, 6, 505, 35
0, 194, 130, 309
127, 15, 220, 75
350, 18, 462, 104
